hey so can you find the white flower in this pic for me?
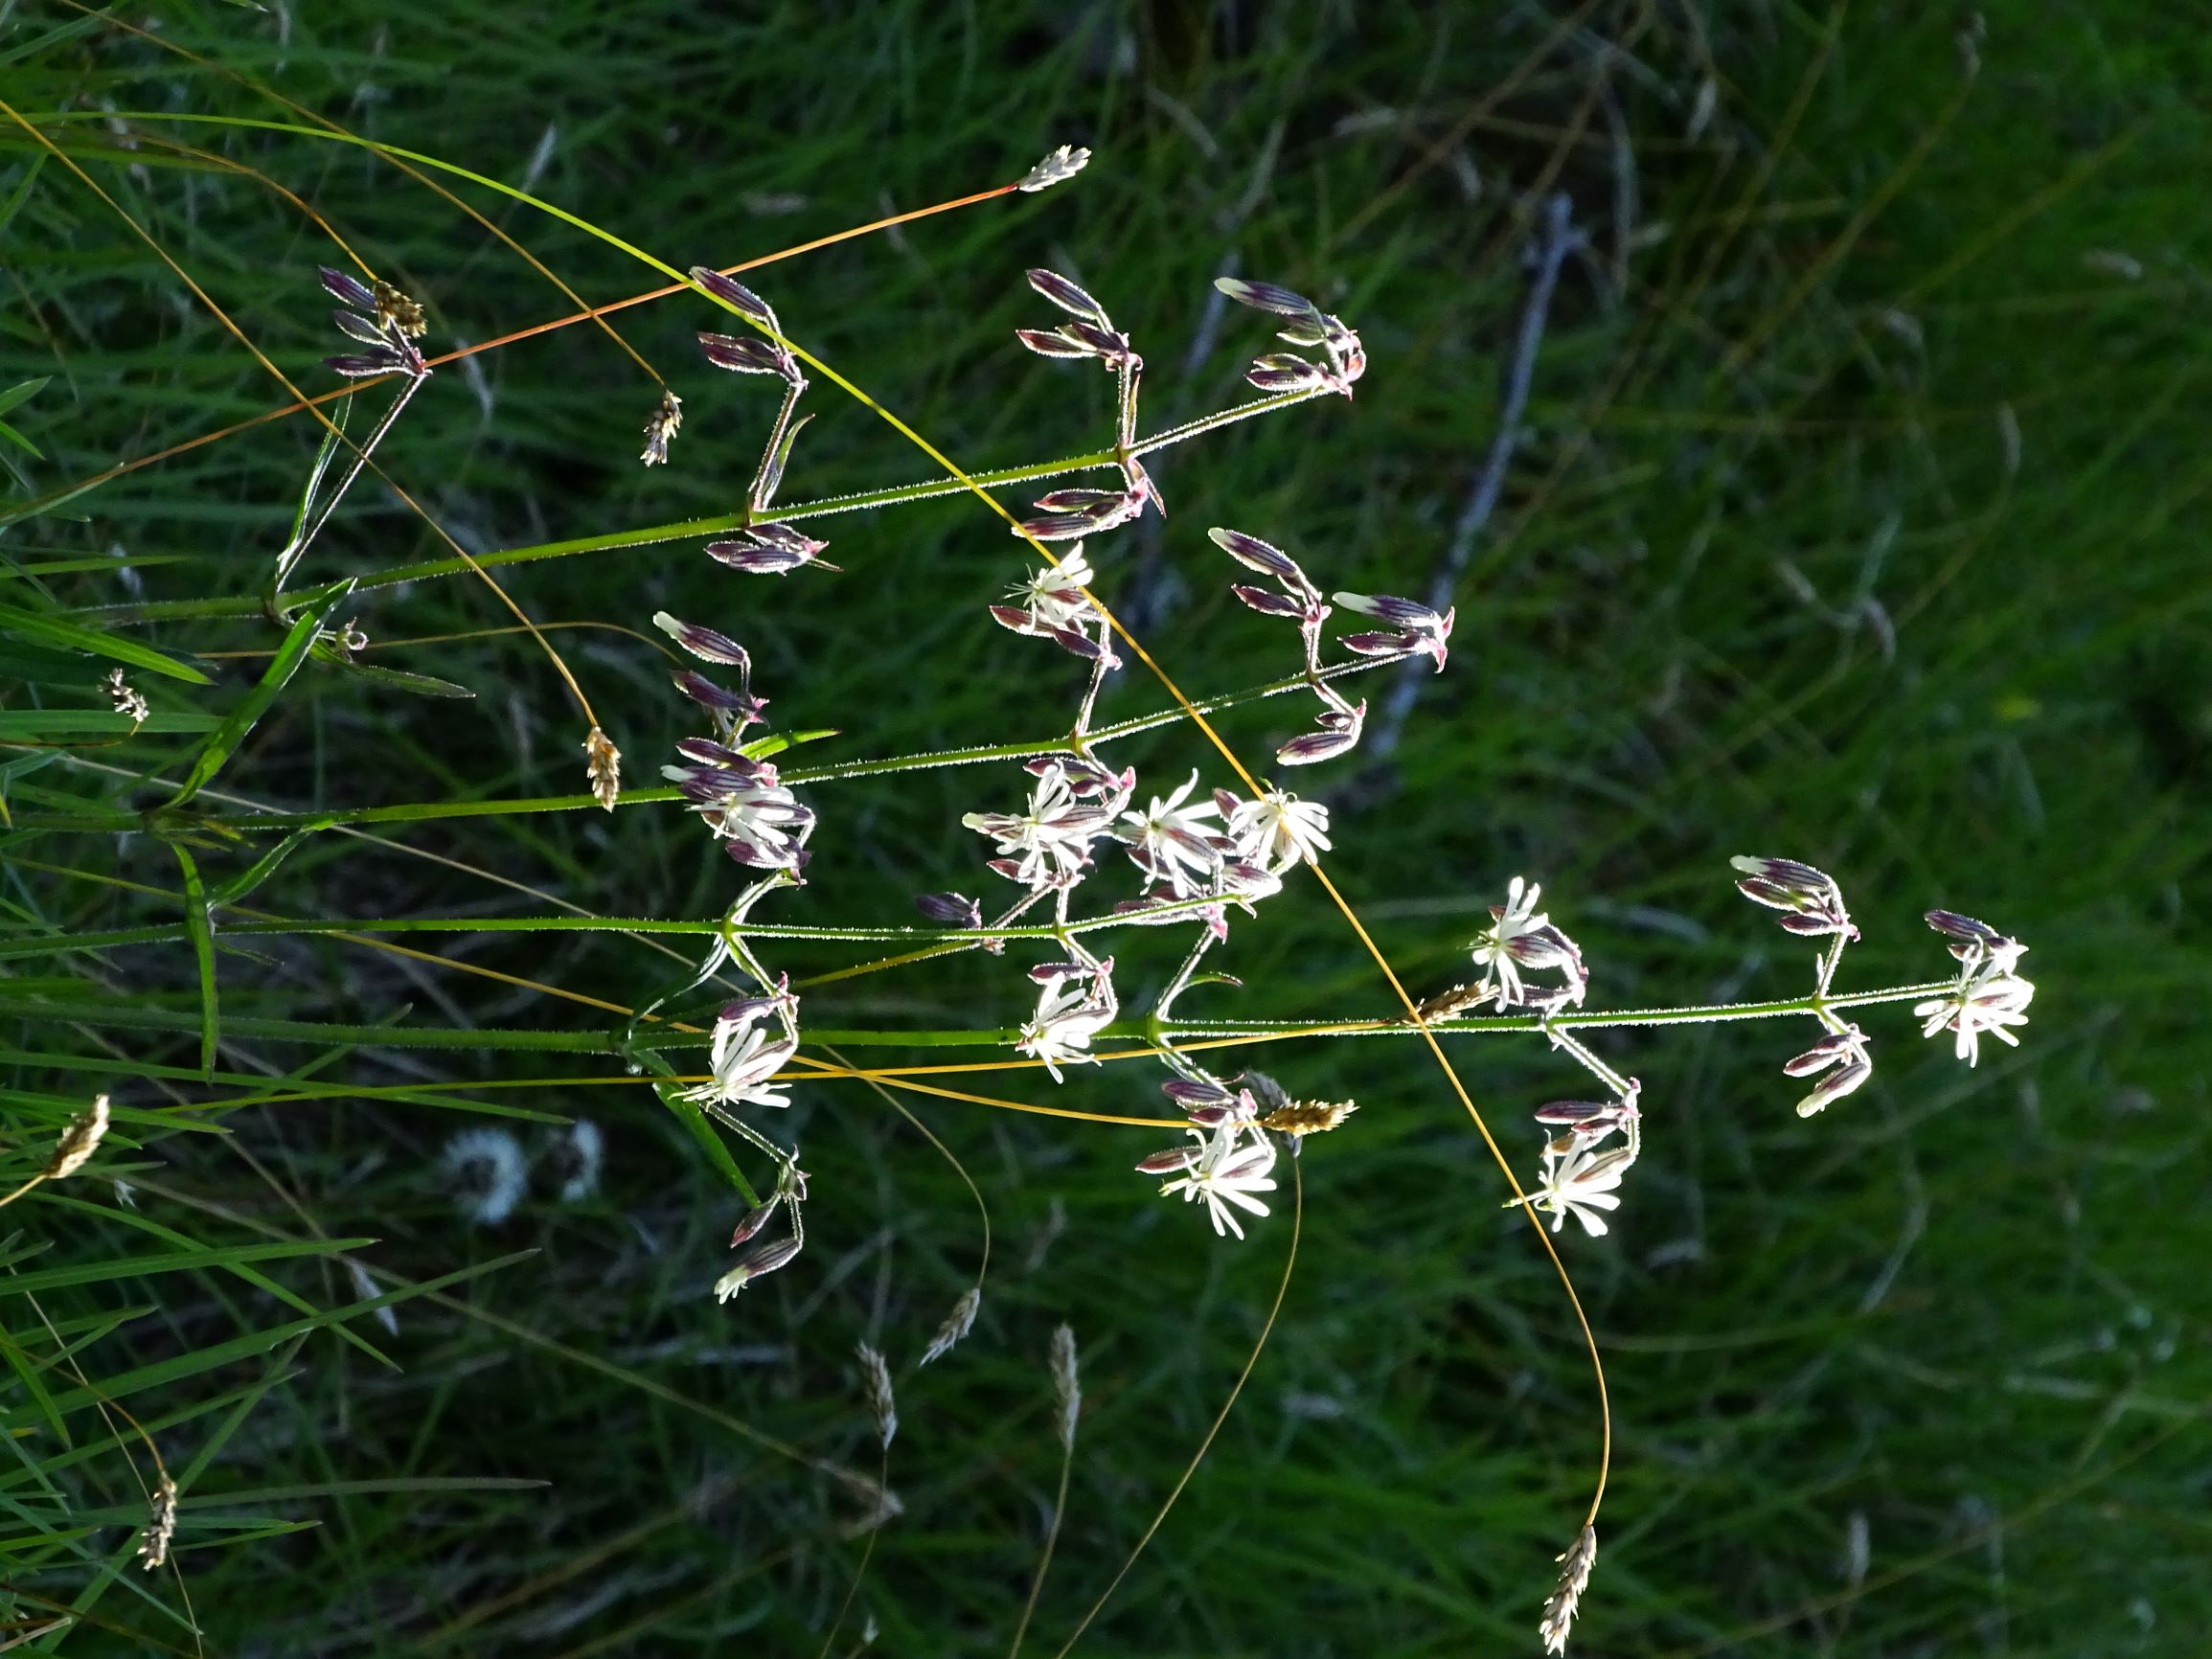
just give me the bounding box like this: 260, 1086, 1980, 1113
683, 1002, 799, 1110
1118, 770, 1224, 896
665, 755, 814, 870
1221, 787, 1332, 873
1010, 543, 1096, 633
1017, 961, 1119, 1081
1469, 876, 1586, 1011
1157, 1122, 1279, 1239
964, 761, 1117, 889
1915, 955, 2034, 1067
1527, 1140, 1629, 1237
444, 1126, 528, 1227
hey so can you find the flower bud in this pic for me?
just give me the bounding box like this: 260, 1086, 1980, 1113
689, 267, 778, 330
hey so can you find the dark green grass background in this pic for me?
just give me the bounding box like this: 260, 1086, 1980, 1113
3, 2, 2206, 1653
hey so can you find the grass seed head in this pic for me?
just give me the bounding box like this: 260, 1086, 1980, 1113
45, 1094, 110, 1181
583, 725, 621, 811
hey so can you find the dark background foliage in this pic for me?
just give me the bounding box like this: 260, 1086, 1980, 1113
2, 1, 2206, 1653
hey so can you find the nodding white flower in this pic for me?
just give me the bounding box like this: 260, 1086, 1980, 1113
1219, 786, 1332, 873
1117, 770, 1226, 896
664, 750, 815, 871
1914, 920, 2034, 1067
683, 997, 800, 1110
1525, 1140, 1630, 1238
1017, 957, 1119, 1081
990, 543, 1117, 661
964, 761, 1119, 890
1469, 876, 1587, 1011
1156, 1121, 1279, 1239
444, 1126, 529, 1227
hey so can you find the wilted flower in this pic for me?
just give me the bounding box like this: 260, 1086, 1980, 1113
1156, 1121, 1279, 1239
1469, 876, 1587, 1011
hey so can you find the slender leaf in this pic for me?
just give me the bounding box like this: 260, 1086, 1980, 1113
0, 601, 211, 685
171, 843, 218, 1077
0, 711, 216, 739
166, 580, 353, 807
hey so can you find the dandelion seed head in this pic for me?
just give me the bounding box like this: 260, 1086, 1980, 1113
443, 1126, 528, 1227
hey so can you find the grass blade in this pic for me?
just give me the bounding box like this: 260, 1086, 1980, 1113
165, 579, 353, 807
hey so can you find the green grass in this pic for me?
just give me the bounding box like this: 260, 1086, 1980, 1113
2, 1, 2207, 1653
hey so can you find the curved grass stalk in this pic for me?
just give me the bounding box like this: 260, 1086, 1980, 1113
1046, 1155, 1302, 1658
0, 99, 604, 736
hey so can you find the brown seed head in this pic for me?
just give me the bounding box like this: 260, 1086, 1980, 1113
583, 726, 621, 811
139, 1475, 178, 1571
45, 1094, 110, 1181
373, 279, 426, 338
1259, 1098, 1358, 1138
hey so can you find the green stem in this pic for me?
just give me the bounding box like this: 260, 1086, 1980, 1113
79, 393, 1323, 625
9, 659, 1386, 836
